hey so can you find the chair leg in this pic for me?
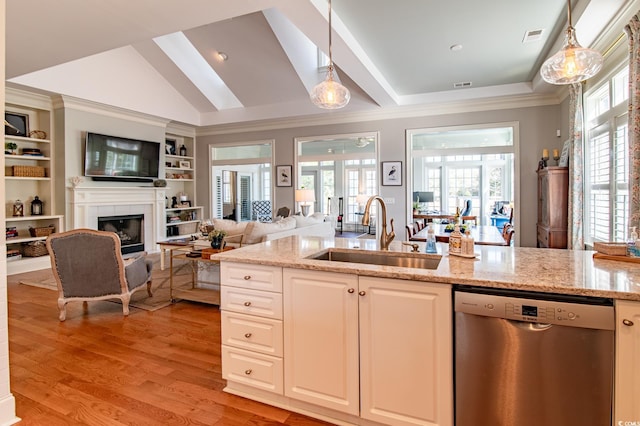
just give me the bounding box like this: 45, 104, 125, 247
58, 298, 67, 321
121, 295, 131, 316
146, 280, 153, 297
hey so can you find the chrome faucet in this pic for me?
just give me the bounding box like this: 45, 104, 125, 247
362, 195, 395, 250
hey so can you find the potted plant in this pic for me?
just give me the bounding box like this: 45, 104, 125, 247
5, 142, 17, 155
413, 202, 420, 214
208, 229, 227, 249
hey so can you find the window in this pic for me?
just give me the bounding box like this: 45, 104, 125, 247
296, 133, 377, 223
408, 124, 516, 225
584, 66, 629, 244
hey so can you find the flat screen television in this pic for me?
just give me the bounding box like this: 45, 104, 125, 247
84, 132, 160, 182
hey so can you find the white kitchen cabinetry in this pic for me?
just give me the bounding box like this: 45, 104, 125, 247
615, 300, 640, 422
358, 276, 452, 426
220, 262, 284, 394
283, 269, 360, 415
283, 268, 453, 426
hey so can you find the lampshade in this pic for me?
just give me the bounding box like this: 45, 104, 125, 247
540, 0, 603, 85
310, 0, 350, 109
295, 189, 316, 203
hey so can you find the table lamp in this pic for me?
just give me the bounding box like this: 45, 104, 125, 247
295, 189, 315, 216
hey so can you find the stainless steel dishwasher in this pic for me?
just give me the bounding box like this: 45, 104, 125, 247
454, 286, 615, 426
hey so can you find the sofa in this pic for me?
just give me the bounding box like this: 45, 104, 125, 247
198, 213, 334, 249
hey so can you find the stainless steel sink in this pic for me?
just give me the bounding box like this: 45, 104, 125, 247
307, 248, 441, 269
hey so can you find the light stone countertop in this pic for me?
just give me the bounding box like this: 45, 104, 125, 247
214, 235, 640, 301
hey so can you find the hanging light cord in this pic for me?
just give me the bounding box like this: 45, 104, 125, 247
328, 0, 334, 73
567, 0, 572, 29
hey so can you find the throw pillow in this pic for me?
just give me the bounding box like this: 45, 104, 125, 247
242, 217, 296, 245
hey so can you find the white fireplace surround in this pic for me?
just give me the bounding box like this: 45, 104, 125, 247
69, 187, 166, 253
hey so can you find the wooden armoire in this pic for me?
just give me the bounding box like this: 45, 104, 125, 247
537, 166, 568, 248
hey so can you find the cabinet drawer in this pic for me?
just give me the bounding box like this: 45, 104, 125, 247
222, 345, 283, 394
221, 286, 283, 319
221, 262, 283, 292
222, 311, 283, 357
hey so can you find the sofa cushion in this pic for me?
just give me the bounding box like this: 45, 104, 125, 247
212, 219, 248, 241
293, 213, 325, 228
242, 217, 296, 245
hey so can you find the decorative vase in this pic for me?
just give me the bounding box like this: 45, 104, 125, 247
211, 238, 223, 249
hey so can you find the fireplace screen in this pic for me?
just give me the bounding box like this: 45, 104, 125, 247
97, 214, 144, 254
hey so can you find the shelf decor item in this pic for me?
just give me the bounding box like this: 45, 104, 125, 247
179, 144, 187, 156
12, 199, 24, 217
4, 112, 28, 136
5, 141, 17, 154
29, 225, 55, 238
28, 130, 47, 139
12, 165, 45, 177
22, 241, 48, 257
30, 195, 43, 215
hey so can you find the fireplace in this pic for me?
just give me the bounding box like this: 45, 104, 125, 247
98, 214, 144, 255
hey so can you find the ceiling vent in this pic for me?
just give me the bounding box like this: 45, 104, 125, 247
453, 81, 472, 89
523, 29, 544, 43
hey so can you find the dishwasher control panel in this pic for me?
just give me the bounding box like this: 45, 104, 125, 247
455, 290, 615, 330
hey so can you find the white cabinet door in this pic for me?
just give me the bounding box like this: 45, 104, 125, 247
359, 276, 453, 426
283, 268, 359, 415
615, 300, 640, 422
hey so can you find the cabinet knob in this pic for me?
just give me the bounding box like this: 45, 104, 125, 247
244, 333, 252, 338
623, 319, 635, 327
244, 369, 252, 375
359, 290, 366, 296
347, 288, 355, 293
243, 275, 251, 280
244, 301, 252, 307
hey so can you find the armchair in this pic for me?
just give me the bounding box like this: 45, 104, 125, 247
46, 228, 153, 321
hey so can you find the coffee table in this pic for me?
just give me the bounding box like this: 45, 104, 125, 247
169, 246, 234, 305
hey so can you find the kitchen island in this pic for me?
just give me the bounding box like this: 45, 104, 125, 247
215, 236, 640, 426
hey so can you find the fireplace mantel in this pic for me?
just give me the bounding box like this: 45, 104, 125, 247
69, 186, 166, 253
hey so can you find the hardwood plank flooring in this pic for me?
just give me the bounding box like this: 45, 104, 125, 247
6, 276, 332, 425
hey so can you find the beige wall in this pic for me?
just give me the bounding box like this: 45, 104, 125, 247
196, 103, 564, 247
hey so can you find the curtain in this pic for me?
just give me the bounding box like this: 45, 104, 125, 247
625, 14, 640, 232
567, 83, 585, 249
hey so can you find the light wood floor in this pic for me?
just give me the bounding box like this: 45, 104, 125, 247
6, 274, 331, 425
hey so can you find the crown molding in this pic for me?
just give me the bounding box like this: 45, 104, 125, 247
196, 92, 563, 136
166, 122, 197, 138
53, 95, 171, 128
5, 86, 53, 110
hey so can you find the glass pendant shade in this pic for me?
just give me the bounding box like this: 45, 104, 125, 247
310, 67, 351, 109
540, 25, 603, 85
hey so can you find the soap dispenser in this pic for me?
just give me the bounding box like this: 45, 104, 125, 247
462, 228, 475, 256
425, 224, 437, 253
449, 224, 462, 255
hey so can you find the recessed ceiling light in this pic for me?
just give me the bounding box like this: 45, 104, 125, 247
216, 51, 228, 62
450, 44, 463, 52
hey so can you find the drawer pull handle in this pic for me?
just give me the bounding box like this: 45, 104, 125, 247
244, 301, 252, 307
359, 290, 366, 296
623, 319, 635, 326
347, 288, 355, 293
244, 275, 251, 280
244, 333, 252, 338
245, 369, 252, 375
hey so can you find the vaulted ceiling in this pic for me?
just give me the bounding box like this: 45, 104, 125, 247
5, 0, 631, 128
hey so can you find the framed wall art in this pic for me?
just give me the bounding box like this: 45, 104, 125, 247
276, 165, 292, 187
5, 112, 28, 137
381, 161, 402, 186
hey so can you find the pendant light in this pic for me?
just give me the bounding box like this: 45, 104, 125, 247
310, 0, 351, 109
540, 0, 603, 85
